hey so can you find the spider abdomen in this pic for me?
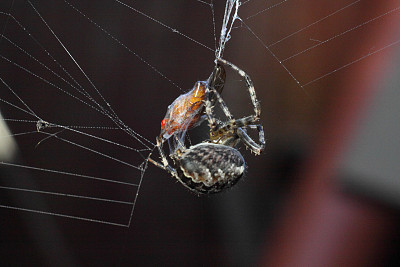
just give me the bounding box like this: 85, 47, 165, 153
175, 143, 245, 194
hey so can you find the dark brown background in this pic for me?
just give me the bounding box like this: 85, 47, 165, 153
1, 0, 400, 266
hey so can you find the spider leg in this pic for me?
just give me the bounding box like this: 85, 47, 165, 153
248, 124, 266, 149
217, 58, 261, 119
212, 115, 254, 133
173, 134, 186, 151
147, 145, 173, 172
148, 157, 167, 170
204, 89, 220, 131
212, 115, 266, 154
207, 86, 234, 121
154, 136, 179, 178
207, 62, 226, 95
237, 125, 265, 155
203, 84, 235, 136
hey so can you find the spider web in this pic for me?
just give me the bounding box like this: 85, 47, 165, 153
0, 0, 399, 227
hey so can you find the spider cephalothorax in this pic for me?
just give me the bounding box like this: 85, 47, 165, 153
149, 58, 265, 194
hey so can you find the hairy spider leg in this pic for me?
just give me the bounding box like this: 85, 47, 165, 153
206, 85, 234, 122
237, 125, 265, 155
248, 124, 266, 152
207, 62, 226, 96
203, 82, 234, 132
154, 136, 179, 176
205, 58, 261, 128
217, 58, 261, 119
203, 58, 265, 154
207, 112, 265, 154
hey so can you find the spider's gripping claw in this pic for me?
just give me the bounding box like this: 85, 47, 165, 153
173, 143, 245, 194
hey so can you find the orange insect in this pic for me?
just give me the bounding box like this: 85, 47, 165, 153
159, 81, 207, 140
159, 63, 226, 140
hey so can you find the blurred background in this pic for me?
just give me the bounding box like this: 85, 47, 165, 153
1, 0, 400, 266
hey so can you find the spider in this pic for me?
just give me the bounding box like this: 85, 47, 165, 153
149, 58, 265, 194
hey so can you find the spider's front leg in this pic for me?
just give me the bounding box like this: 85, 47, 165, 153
203, 93, 218, 132
216, 58, 261, 120
203, 63, 229, 132
147, 136, 180, 179
203, 82, 235, 134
